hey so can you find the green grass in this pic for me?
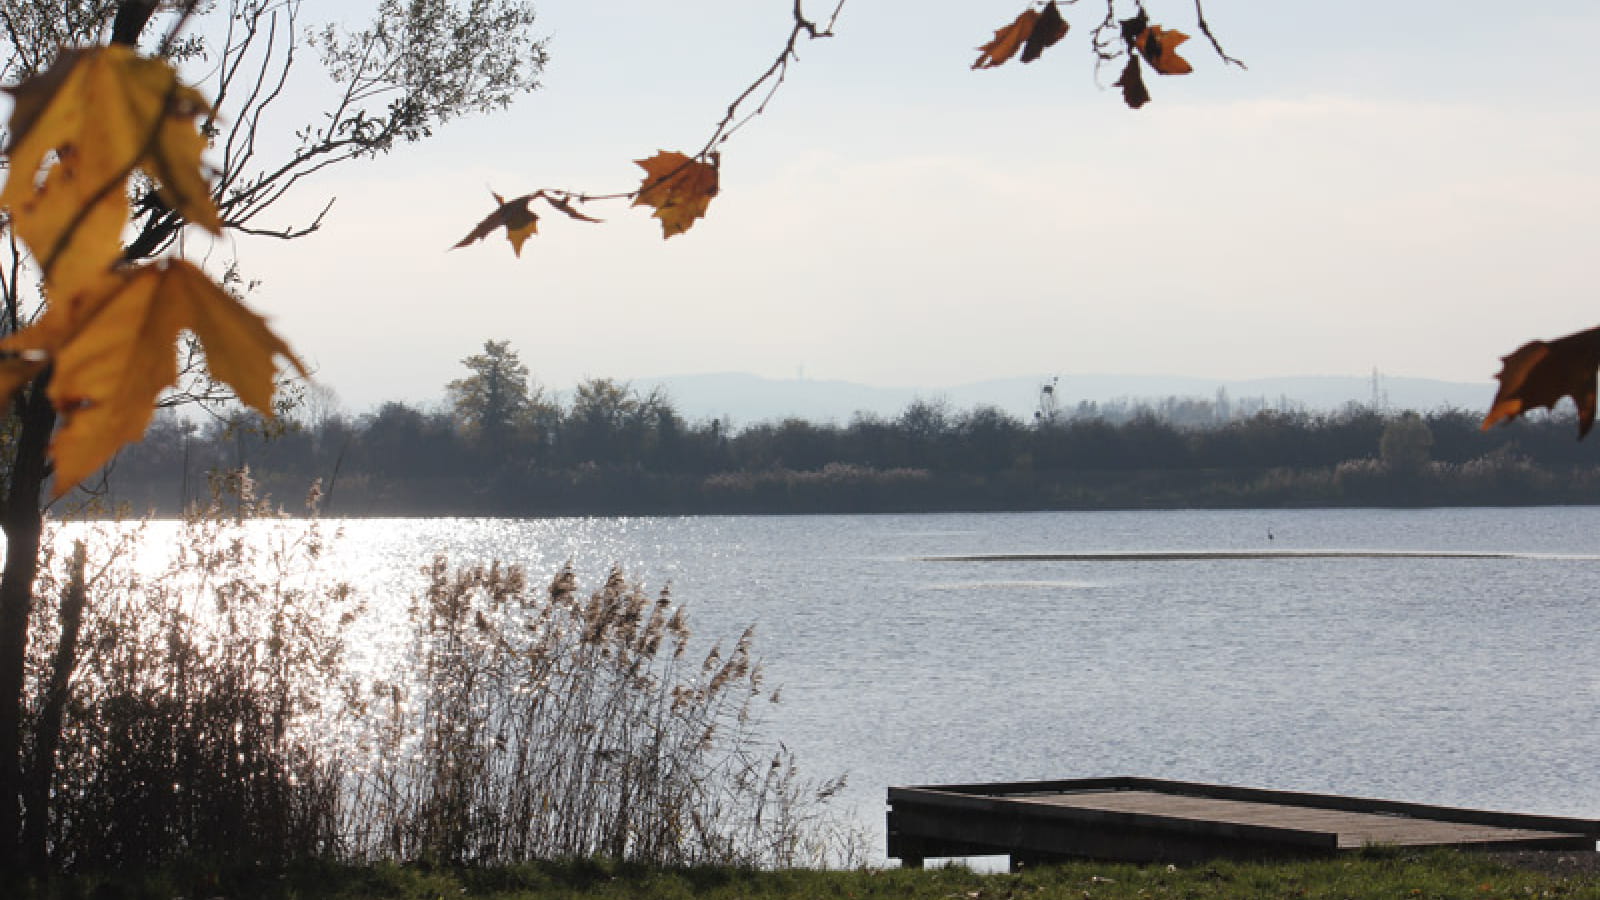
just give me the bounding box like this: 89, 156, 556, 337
15, 851, 1600, 900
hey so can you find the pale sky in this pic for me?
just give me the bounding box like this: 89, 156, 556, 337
188, 1, 1600, 412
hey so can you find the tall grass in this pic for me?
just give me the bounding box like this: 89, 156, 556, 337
343, 560, 847, 867
21, 470, 849, 872
25, 471, 353, 869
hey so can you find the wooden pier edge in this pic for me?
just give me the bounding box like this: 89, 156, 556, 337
886, 777, 1600, 868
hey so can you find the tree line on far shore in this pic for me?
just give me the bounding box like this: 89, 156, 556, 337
100, 341, 1600, 516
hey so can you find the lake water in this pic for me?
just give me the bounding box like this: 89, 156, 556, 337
61, 506, 1600, 862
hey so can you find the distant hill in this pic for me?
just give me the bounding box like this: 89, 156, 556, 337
631, 372, 1498, 427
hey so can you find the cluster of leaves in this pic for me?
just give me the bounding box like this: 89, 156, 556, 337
0, 44, 302, 494
960, 3, 1599, 442
454, 0, 1237, 255
451, 150, 719, 256
1110, 10, 1195, 108
452, 0, 844, 255
973, 3, 1194, 109
972, 2, 1071, 69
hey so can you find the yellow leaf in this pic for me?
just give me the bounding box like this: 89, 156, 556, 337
173, 261, 307, 413
0, 45, 219, 291
27, 260, 303, 495
0, 263, 126, 405
633, 151, 719, 239
46, 272, 185, 493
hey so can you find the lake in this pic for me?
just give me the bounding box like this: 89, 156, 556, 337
60, 506, 1600, 862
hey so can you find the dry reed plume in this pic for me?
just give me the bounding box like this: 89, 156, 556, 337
21, 470, 851, 871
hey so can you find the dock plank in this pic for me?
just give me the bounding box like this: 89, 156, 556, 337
887, 777, 1600, 866
1022, 790, 1572, 849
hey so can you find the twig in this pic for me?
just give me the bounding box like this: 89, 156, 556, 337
230, 197, 336, 240
155, 0, 206, 58
507, 1, 845, 215
1194, 0, 1246, 69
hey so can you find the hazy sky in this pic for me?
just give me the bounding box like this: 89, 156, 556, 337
194, 1, 1600, 412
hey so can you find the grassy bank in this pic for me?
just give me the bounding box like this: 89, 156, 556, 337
16, 851, 1600, 900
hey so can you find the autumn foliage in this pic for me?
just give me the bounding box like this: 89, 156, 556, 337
1483, 327, 1600, 438
0, 45, 303, 495
453, 2, 1229, 257
972, 2, 1069, 69
633, 151, 721, 239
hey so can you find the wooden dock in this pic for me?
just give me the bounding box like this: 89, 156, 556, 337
887, 777, 1600, 867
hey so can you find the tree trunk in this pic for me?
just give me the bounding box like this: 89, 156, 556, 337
0, 374, 58, 875
23, 540, 84, 871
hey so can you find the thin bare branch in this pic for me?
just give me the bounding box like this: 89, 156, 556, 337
1194, 0, 1246, 69
230, 197, 335, 240
491, 1, 846, 222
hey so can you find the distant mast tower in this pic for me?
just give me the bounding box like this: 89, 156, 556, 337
1035, 376, 1061, 425
1370, 367, 1389, 412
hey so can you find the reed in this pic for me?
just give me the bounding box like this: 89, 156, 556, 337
341, 558, 848, 867
22, 470, 849, 871
25, 471, 353, 869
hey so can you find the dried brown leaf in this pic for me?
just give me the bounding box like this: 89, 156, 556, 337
454, 191, 539, 256
1138, 25, 1194, 75
1483, 326, 1600, 437
1020, 2, 1069, 64
973, 9, 1039, 70
1115, 56, 1151, 109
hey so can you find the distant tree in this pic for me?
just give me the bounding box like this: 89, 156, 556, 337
638, 388, 686, 469
739, 418, 835, 471
898, 398, 952, 442
1380, 412, 1434, 473
447, 340, 533, 460
359, 402, 462, 480
894, 398, 955, 468
955, 405, 1027, 471
565, 378, 641, 465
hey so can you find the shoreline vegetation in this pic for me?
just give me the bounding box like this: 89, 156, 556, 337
101, 393, 1600, 517
15, 849, 1600, 899
20, 477, 854, 874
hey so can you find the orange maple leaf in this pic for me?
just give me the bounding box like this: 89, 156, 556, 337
973, 8, 1039, 70
1483, 326, 1600, 438
633, 151, 719, 239
455, 191, 540, 256
1137, 25, 1194, 75
453, 191, 602, 256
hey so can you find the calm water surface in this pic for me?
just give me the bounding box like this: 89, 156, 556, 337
66, 507, 1600, 860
